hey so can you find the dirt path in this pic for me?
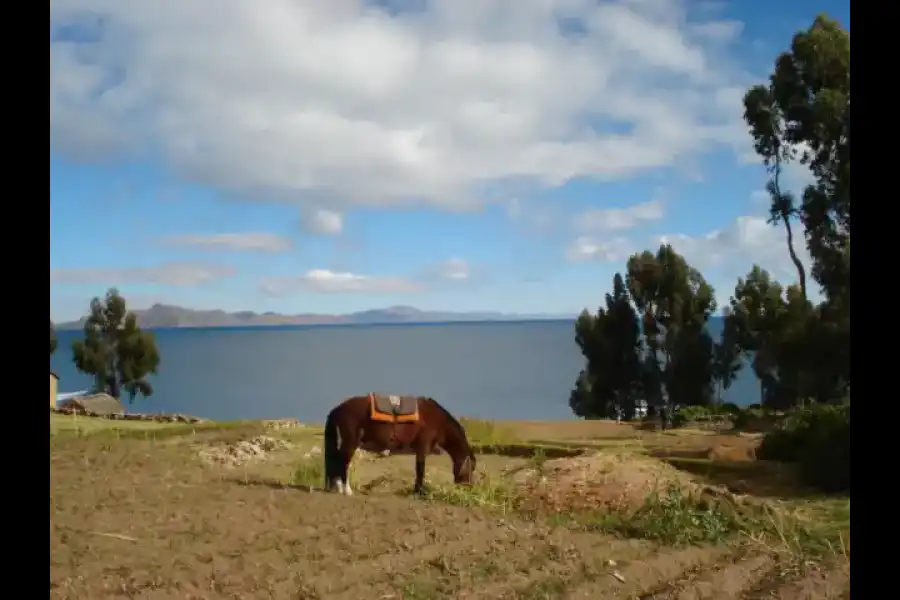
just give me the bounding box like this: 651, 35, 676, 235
50, 434, 848, 599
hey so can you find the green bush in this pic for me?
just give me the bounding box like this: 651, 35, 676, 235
593, 484, 743, 545
756, 404, 849, 492
731, 406, 766, 430
292, 456, 325, 488
718, 402, 743, 417
671, 405, 730, 427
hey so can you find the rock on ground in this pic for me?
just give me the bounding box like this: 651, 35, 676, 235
198, 435, 293, 468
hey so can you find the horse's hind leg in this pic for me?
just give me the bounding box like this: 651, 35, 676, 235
338, 444, 356, 496
335, 425, 359, 496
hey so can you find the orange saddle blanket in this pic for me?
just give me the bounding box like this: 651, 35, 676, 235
369, 393, 420, 423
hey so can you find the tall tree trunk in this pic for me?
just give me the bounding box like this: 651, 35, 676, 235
782, 214, 808, 302
106, 375, 121, 399
771, 160, 808, 302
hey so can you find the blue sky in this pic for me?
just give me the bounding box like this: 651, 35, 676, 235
50, 0, 848, 322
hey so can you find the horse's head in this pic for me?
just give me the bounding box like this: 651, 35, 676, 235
453, 452, 477, 485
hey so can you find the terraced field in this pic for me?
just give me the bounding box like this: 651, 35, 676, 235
50, 416, 849, 599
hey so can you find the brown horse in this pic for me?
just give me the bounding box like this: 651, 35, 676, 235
323, 394, 476, 496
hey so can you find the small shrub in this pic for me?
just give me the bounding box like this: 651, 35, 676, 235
755, 427, 797, 460
732, 406, 767, 430
586, 485, 846, 556
637, 417, 659, 431
757, 404, 846, 461
718, 402, 743, 417
528, 447, 548, 473
591, 484, 742, 545
756, 404, 849, 492
292, 457, 325, 488
423, 477, 519, 513
671, 405, 722, 428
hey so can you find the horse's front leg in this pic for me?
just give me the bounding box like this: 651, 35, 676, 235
414, 446, 427, 496
413, 434, 434, 496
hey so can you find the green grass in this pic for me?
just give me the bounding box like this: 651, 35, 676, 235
417, 457, 849, 562
459, 417, 519, 446
579, 485, 747, 545
50, 413, 178, 434
471, 442, 584, 459
661, 457, 812, 499
421, 475, 520, 513
291, 455, 325, 489
563, 486, 847, 560
526, 437, 641, 449
49, 413, 260, 442
423, 475, 750, 546
768, 496, 850, 558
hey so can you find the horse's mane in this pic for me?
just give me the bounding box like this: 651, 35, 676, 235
426, 397, 473, 455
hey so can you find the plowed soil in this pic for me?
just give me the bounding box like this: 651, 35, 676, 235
50, 424, 849, 600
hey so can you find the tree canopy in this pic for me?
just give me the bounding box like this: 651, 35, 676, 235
743, 14, 849, 308
572, 245, 732, 420
735, 13, 850, 404
571, 15, 850, 418
571, 273, 643, 420
72, 288, 161, 402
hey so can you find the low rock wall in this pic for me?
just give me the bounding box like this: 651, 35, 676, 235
51, 406, 207, 424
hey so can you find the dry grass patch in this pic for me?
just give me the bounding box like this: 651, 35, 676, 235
50, 415, 849, 599
460, 417, 520, 445
515, 450, 707, 513
499, 419, 640, 441
50, 412, 183, 435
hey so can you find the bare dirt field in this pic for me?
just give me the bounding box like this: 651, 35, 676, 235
50, 415, 849, 599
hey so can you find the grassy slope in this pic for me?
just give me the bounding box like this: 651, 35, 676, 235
50, 414, 849, 599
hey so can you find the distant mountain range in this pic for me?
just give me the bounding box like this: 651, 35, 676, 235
55, 304, 575, 330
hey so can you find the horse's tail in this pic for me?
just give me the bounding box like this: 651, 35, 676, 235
323, 407, 340, 487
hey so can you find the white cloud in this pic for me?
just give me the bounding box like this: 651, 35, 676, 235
260, 257, 475, 295
564, 213, 815, 303
414, 257, 484, 287
738, 141, 817, 194
437, 258, 470, 281
51, 0, 751, 212
507, 198, 523, 220
303, 209, 344, 235
749, 189, 769, 207
658, 215, 820, 309
260, 269, 421, 296
573, 198, 665, 233
565, 236, 632, 263
51, 262, 236, 286
506, 198, 557, 232
689, 20, 744, 42
782, 155, 817, 193
658, 215, 812, 285
161, 232, 292, 252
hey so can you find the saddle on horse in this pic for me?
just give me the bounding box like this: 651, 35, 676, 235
369, 393, 420, 423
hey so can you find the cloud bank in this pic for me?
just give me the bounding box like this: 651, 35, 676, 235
51, 0, 751, 212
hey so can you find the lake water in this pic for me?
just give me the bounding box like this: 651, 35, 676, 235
50, 320, 759, 422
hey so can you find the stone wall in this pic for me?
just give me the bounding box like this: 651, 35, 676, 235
50, 406, 207, 424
